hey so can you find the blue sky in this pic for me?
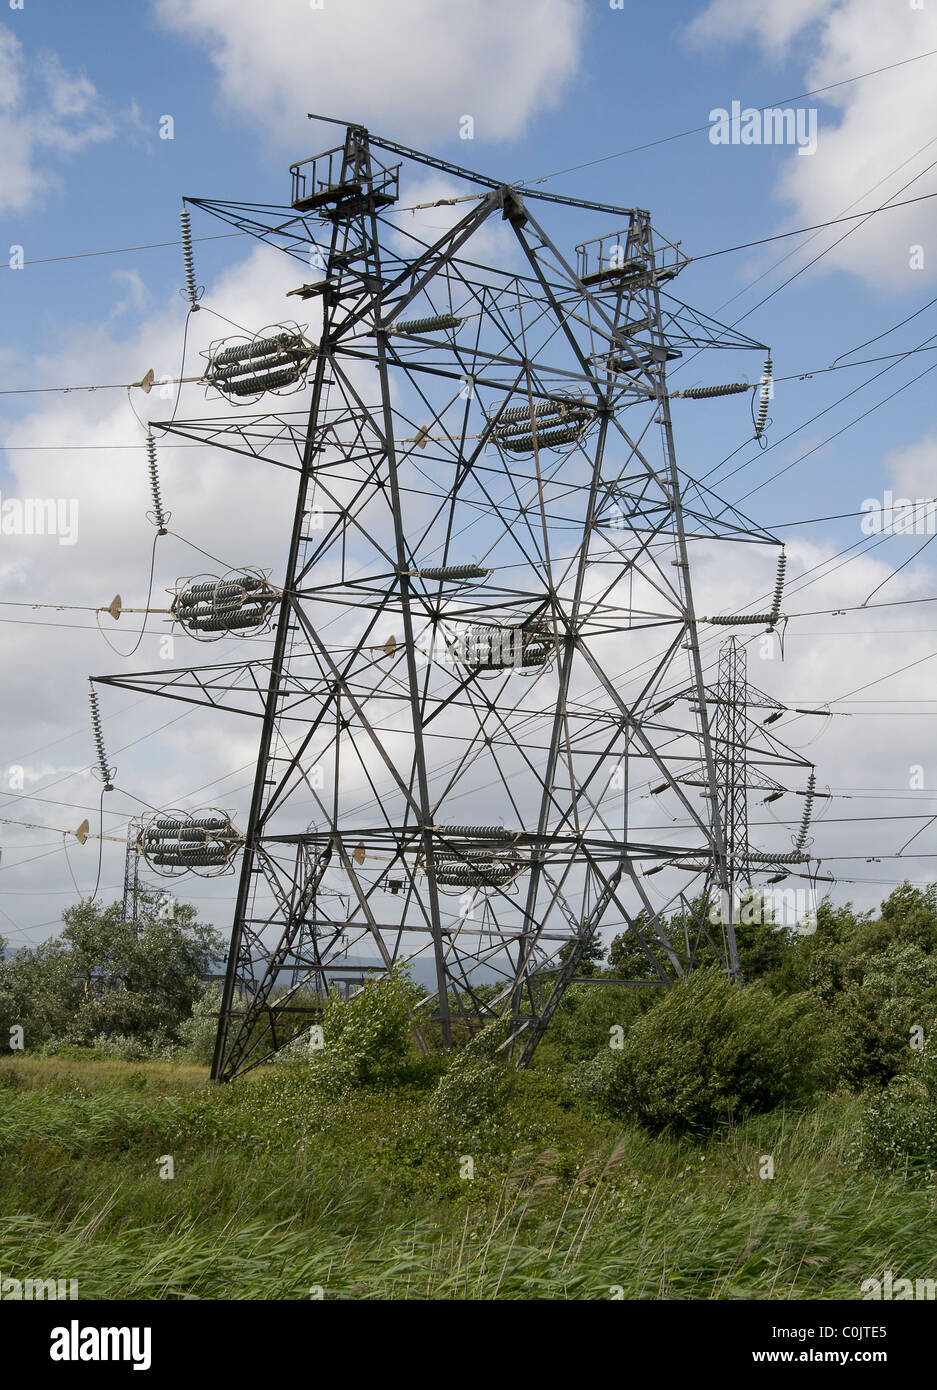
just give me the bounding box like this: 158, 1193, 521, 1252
3, 2, 933, 519
1, 0, 936, 945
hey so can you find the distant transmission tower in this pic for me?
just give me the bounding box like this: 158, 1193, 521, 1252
121, 819, 142, 923
671, 634, 821, 968
93, 120, 821, 1081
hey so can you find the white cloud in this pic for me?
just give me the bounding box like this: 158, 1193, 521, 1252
152, 0, 585, 145
688, 0, 937, 289
885, 432, 937, 497
0, 25, 113, 214
110, 269, 150, 317
688, 0, 831, 55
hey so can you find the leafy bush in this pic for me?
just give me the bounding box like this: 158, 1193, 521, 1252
427, 1015, 515, 1134
544, 983, 652, 1063
0, 894, 222, 1049
279, 967, 420, 1096
858, 1046, 937, 1180
571, 969, 831, 1134
91, 1030, 178, 1062
824, 944, 937, 1089
176, 984, 222, 1065
30, 1032, 178, 1062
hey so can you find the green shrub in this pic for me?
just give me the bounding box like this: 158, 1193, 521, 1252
544, 983, 653, 1063
32, 1032, 178, 1062
279, 967, 420, 1096
92, 1030, 178, 1062
822, 944, 937, 1089
427, 1016, 515, 1135
0, 894, 222, 1049
177, 985, 222, 1065
571, 969, 831, 1134
858, 1046, 937, 1180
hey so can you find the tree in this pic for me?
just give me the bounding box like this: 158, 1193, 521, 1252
0, 892, 223, 1048
557, 934, 606, 977
606, 911, 663, 980
572, 968, 831, 1133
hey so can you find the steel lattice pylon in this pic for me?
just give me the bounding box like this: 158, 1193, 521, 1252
714, 637, 751, 890
696, 636, 818, 963
93, 121, 820, 1081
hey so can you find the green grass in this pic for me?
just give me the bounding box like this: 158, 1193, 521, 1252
1, 1054, 934, 1299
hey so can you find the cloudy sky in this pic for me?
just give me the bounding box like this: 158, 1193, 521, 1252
1, 0, 936, 954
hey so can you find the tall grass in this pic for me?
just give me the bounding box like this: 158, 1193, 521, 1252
0, 1057, 932, 1299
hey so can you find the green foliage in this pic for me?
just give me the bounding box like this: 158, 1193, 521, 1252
779, 887, 937, 1087
606, 895, 801, 988
606, 914, 663, 981
280, 967, 421, 1096
571, 969, 831, 1134
428, 1015, 515, 1135
85, 1030, 179, 1062
0, 893, 223, 1050
822, 944, 937, 1089
857, 1045, 937, 1180
556, 934, 606, 977
544, 982, 653, 1063
176, 984, 223, 1065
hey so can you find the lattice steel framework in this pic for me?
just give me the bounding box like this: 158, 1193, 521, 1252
122, 819, 142, 924
93, 120, 819, 1081
715, 638, 751, 894
660, 635, 819, 966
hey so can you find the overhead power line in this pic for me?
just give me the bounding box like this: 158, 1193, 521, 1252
523, 48, 937, 185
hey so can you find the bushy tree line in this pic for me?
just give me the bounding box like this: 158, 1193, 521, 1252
3, 880, 937, 1173
536, 883, 937, 1163
0, 891, 223, 1057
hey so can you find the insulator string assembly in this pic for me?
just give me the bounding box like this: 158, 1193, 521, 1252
171, 569, 280, 641
423, 829, 527, 890
670, 382, 751, 400
146, 432, 169, 535
416, 563, 490, 582
179, 206, 202, 311
433, 862, 521, 887
434, 825, 515, 840
747, 771, 817, 867
88, 682, 115, 791
450, 619, 556, 676
390, 313, 464, 335
795, 772, 817, 854
203, 326, 316, 403
137, 809, 243, 877
704, 550, 787, 629
489, 395, 594, 455
770, 552, 787, 622
754, 354, 773, 442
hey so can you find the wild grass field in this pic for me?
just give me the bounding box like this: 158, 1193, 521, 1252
0, 1052, 934, 1301
3, 884, 937, 1300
